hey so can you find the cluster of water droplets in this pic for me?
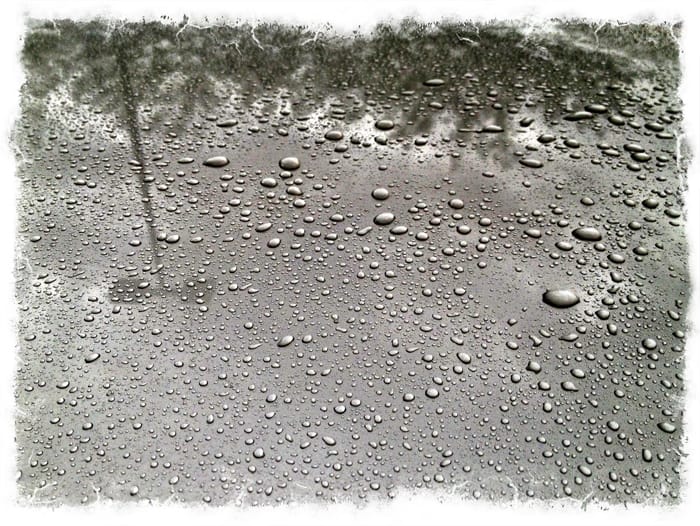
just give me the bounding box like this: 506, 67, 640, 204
14, 19, 687, 506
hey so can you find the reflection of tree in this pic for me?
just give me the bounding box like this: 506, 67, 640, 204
22, 19, 677, 128
111, 31, 161, 268
19, 19, 679, 264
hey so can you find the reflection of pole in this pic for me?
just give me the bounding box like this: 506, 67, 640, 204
114, 35, 162, 269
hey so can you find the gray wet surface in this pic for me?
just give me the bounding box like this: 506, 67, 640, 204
13, 19, 688, 506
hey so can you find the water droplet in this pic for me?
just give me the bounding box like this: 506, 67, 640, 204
85, 352, 100, 363
561, 381, 578, 392
203, 155, 229, 167
542, 289, 580, 308
371, 188, 390, 200
279, 157, 300, 170
324, 130, 344, 141
519, 158, 543, 168
658, 422, 677, 433
457, 352, 471, 364
526, 360, 541, 373
375, 119, 395, 131
572, 227, 602, 241
277, 335, 294, 347
373, 212, 395, 225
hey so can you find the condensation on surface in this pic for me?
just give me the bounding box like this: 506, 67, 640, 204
13, 19, 688, 506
